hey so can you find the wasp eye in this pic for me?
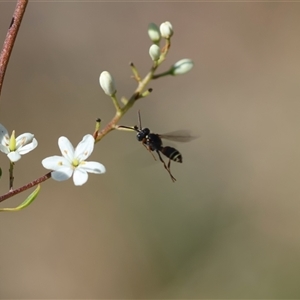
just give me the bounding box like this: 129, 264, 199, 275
136, 132, 144, 141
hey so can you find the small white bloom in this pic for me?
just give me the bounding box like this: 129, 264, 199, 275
42, 134, 106, 186
0, 124, 38, 162
148, 23, 161, 43
170, 59, 194, 75
160, 21, 173, 39
149, 44, 161, 61
99, 71, 116, 96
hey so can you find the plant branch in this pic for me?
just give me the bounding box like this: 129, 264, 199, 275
0, 0, 28, 98
95, 63, 159, 142
0, 172, 51, 203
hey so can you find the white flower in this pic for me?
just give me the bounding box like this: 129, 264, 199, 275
149, 44, 161, 61
170, 58, 194, 75
99, 71, 116, 96
160, 21, 173, 39
0, 123, 38, 162
42, 134, 106, 186
148, 23, 161, 43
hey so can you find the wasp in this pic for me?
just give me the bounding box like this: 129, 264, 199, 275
117, 111, 195, 182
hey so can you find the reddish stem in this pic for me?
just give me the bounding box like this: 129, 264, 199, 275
0, 0, 28, 97
0, 1, 32, 204
0, 172, 51, 203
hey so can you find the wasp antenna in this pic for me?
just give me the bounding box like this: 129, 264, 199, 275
138, 110, 142, 130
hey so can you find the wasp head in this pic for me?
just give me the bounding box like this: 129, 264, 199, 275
136, 127, 150, 141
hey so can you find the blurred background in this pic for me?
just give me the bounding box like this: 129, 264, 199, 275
1, 1, 300, 298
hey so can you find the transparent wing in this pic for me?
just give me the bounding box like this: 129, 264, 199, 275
159, 130, 198, 143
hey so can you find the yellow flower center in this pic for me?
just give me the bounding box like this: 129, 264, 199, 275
72, 158, 79, 167
9, 130, 16, 151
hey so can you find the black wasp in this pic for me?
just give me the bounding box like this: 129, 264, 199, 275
118, 111, 195, 182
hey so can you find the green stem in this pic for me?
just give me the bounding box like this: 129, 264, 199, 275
111, 94, 122, 114
95, 64, 159, 142
152, 70, 172, 79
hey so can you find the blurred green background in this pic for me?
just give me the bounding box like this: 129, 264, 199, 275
1, 1, 300, 298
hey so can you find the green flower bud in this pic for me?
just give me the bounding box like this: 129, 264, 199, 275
99, 71, 116, 96
160, 21, 173, 39
148, 23, 161, 43
170, 59, 194, 75
149, 44, 161, 61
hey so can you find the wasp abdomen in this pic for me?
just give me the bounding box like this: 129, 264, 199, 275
161, 146, 182, 163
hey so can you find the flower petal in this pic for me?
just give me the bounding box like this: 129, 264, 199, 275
79, 161, 106, 174
73, 168, 88, 186
8, 151, 21, 162
16, 133, 35, 146
0, 124, 8, 137
51, 168, 73, 181
0, 144, 9, 154
42, 156, 72, 170
0, 124, 9, 147
58, 137, 74, 162
75, 134, 94, 161
18, 138, 38, 155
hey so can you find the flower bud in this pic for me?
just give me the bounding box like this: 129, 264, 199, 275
99, 71, 116, 96
148, 23, 161, 43
170, 59, 194, 75
160, 21, 173, 39
149, 44, 161, 61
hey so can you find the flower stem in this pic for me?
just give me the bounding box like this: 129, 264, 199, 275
9, 161, 14, 190
111, 95, 122, 114
0, 0, 28, 98
152, 70, 171, 79
130, 62, 141, 82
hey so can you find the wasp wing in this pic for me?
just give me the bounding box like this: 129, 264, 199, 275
159, 130, 198, 143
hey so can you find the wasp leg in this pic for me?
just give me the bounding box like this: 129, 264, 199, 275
156, 150, 176, 182
142, 142, 157, 161
167, 159, 171, 170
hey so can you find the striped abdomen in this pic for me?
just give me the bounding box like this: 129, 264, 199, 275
161, 146, 182, 163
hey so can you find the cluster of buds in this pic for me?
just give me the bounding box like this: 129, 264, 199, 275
99, 21, 194, 108
148, 21, 173, 44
